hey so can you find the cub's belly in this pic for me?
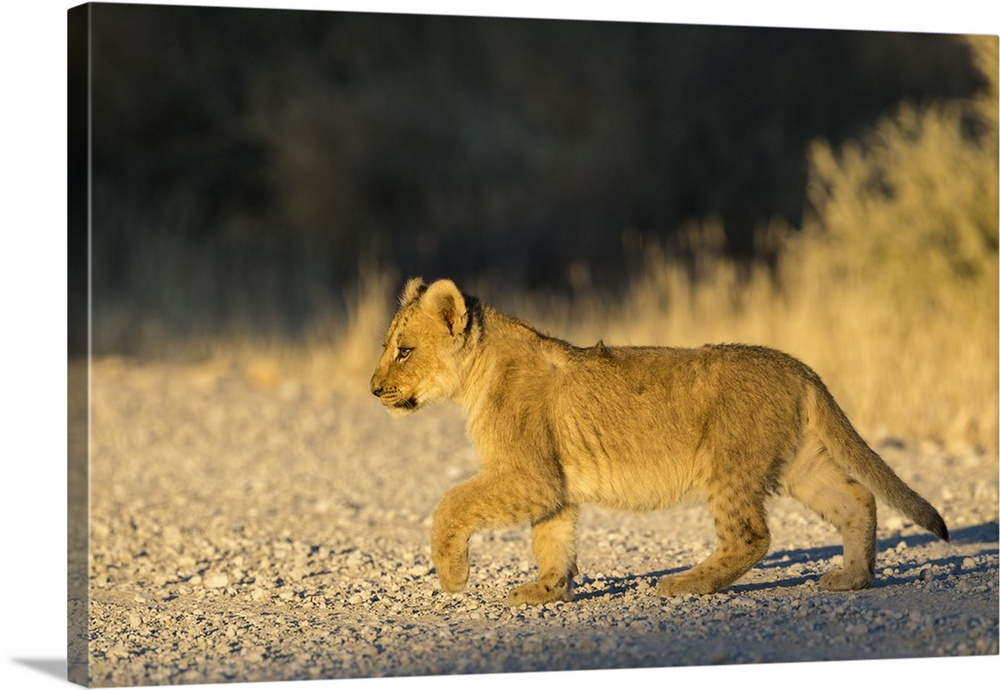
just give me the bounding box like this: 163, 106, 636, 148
560, 449, 700, 511
551, 396, 705, 511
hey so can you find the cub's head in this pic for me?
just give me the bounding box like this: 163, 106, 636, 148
370, 277, 472, 415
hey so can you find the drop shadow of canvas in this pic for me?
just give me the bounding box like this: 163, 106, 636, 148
11, 658, 66, 681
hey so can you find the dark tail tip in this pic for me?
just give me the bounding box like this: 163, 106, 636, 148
929, 513, 949, 542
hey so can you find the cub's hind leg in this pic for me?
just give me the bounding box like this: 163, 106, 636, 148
658, 485, 771, 597
507, 505, 579, 606
782, 445, 876, 591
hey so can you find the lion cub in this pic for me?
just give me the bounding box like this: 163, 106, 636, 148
370, 278, 949, 606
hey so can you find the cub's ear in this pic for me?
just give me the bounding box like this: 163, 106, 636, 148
423, 279, 467, 336
399, 277, 427, 306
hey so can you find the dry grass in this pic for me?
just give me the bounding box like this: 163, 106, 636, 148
295, 220, 996, 454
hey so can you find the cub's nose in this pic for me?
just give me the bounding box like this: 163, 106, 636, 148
371, 386, 383, 398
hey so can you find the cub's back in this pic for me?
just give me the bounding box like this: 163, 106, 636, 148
545, 343, 813, 481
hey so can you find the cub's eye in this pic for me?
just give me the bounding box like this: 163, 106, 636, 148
396, 347, 413, 362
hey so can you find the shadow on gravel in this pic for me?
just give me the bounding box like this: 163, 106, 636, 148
574, 521, 999, 600
574, 569, 813, 600
756, 520, 998, 571
725, 576, 814, 593
946, 520, 999, 545
572, 568, 683, 601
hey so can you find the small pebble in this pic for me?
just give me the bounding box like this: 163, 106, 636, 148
204, 573, 229, 589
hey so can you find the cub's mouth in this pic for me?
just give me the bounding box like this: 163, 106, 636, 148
393, 397, 419, 411
371, 383, 420, 414
376, 391, 419, 414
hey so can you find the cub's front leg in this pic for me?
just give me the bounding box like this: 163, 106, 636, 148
430, 488, 473, 592
430, 472, 558, 593
506, 505, 579, 606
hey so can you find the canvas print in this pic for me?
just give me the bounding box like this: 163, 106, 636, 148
67, 3, 999, 687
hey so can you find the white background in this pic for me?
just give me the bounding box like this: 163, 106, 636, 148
1, 1, 997, 689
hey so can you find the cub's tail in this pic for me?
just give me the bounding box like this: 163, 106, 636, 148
809, 383, 949, 542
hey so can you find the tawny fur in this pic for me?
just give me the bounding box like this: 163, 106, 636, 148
370, 278, 949, 606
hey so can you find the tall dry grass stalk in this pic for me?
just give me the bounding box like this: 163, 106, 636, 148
299, 265, 401, 390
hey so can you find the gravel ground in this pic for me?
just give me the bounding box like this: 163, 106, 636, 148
76, 357, 999, 687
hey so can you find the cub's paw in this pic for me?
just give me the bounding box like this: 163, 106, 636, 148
656, 573, 717, 597
506, 578, 572, 607
818, 567, 871, 592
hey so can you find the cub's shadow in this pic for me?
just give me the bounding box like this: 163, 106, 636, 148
572, 520, 998, 600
